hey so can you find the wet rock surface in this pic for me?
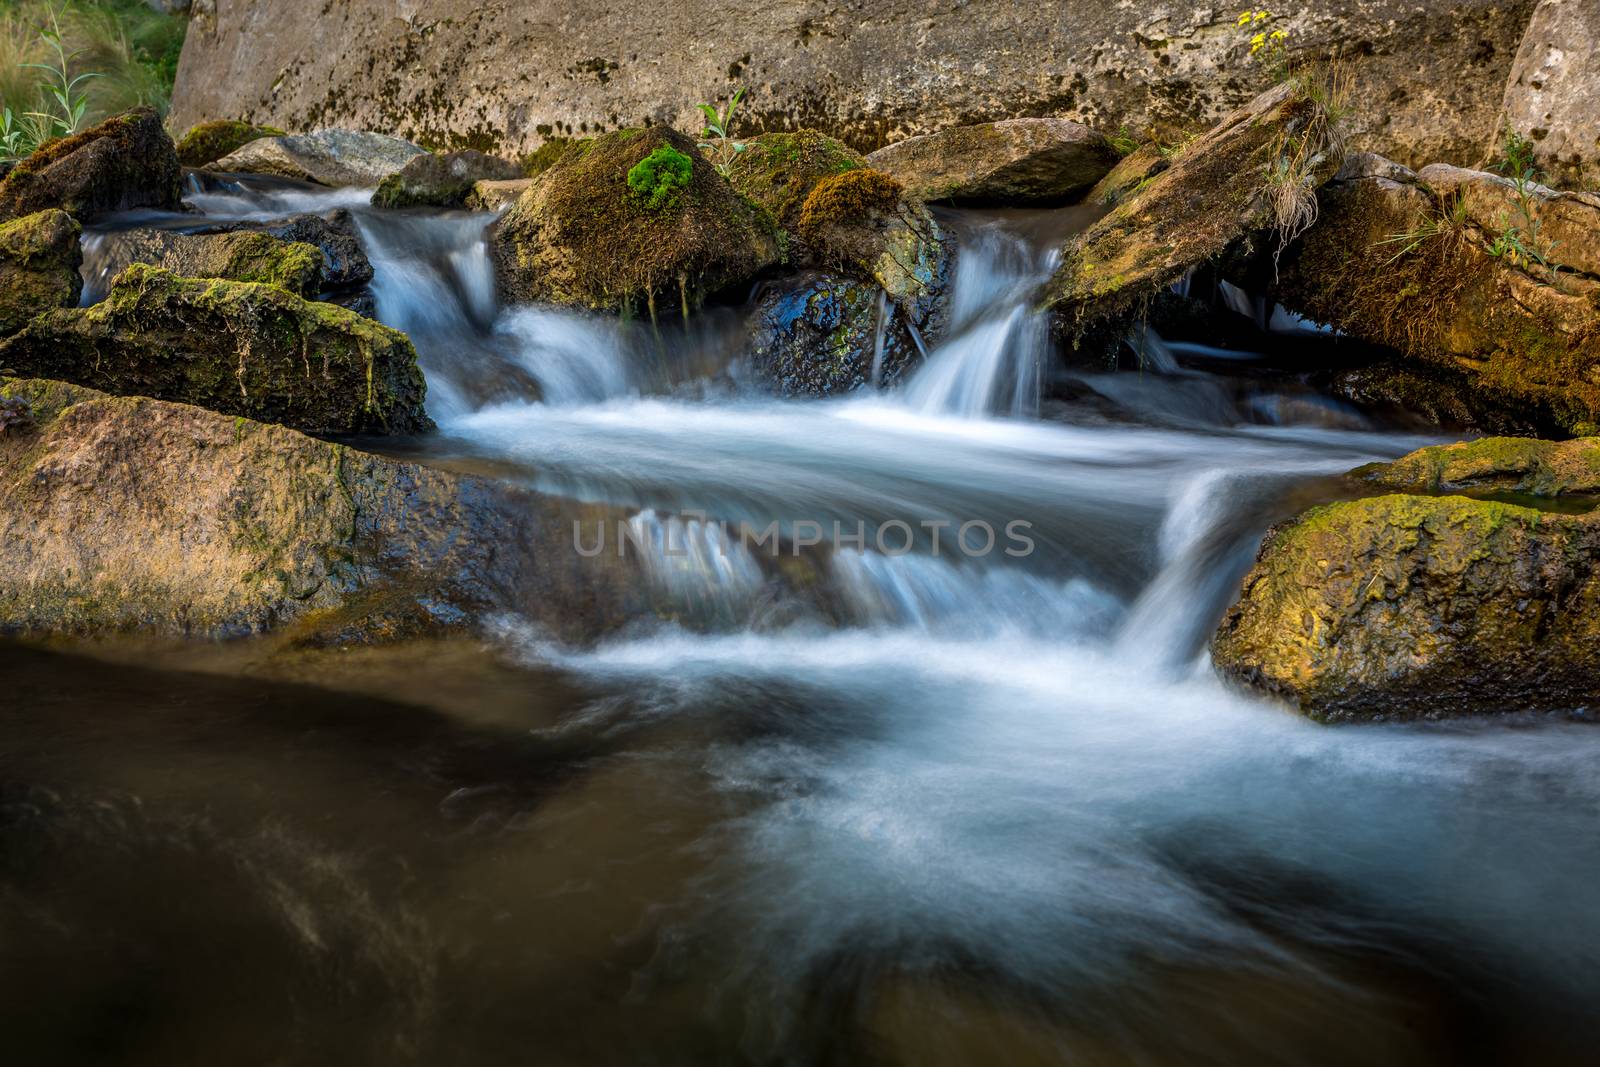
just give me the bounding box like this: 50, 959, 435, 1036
746, 272, 921, 397
213, 129, 429, 187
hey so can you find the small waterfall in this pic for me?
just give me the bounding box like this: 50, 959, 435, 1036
900, 218, 1059, 419
494, 307, 637, 405
354, 212, 499, 337
628, 510, 766, 626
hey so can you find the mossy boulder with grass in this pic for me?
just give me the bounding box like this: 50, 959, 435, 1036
175, 120, 287, 168
0, 265, 430, 435
0, 210, 82, 337
866, 118, 1120, 205
372, 149, 522, 209
1047, 81, 1345, 339
1213, 480, 1600, 722
0, 107, 182, 222
0, 376, 646, 644
490, 127, 781, 316
1269, 154, 1600, 437
1353, 436, 1600, 498
726, 130, 866, 232
82, 230, 324, 301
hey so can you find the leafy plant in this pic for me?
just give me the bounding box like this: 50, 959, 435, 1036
626, 145, 693, 209
23, 1, 99, 140
1238, 9, 1291, 74
696, 87, 746, 175
1487, 126, 1560, 276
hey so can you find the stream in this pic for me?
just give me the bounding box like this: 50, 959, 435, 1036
4, 176, 1599, 1066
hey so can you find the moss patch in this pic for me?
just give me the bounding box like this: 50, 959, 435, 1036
1356, 436, 1600, 497
726, 130, 865, 232
626, 146, 693, 210
0, 209, 82, 335
176, 120, 286, 168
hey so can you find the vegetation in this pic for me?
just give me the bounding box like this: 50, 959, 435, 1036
0, 0, 185, 165
696, 87, 746, 176
626, 144, 694, 210
1486, 127, 1559, 274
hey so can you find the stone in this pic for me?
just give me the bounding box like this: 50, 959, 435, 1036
1354, 435, 1600, 497
866, 119, 1120, 204
1497, 0, 1600, 190
0, 376, 645, 643
175, 120, 287, 168
746, 272, 922, 397
372, 149, 523, 209
170, 0, 1535, 171
464, 179, 533, 212
212, 129, 429, 187
0, 265, 430, 436
81, 229, 324, 302
726, 130, 866, 231
0, 210, 82, 338
0, 108, 182, 222
490, 127, 781, 315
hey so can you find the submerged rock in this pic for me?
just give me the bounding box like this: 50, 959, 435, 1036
373, 150, 523, 209
490, 127, 780, 315
866, 119, 1120, 205
1497, 0, 1599, 190
1047, 81, 1345, 337
0, 376, 643, 643
82, 229, 324, 301
1270, 153, 1600, 437
175, 120, 286, 168
726, 130, 867, 232
0, 210, 82, 337
1214, 464, 1600, 721
213, 129, 428, 187
0, 265, 430, 435
747, 272, 921, 397
0, 108, 182, 222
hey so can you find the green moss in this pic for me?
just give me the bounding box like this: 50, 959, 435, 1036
626, 145, 694, 210
725, 130, 866, 231
1357, 436, 1600, 497
175, 120, 286, 168
520, 136, 591, 177
0, 209, 81, 335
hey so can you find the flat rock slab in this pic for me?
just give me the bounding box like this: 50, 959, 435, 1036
867, 119, 1119, 204
214, 129, 429, 187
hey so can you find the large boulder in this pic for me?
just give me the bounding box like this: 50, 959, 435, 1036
81, 230, 324, 302
1047, 81, 1345, 337
373, 150, 523, 208
212, 129, 429, 187
1270, 153, 1600, 437
0, 376, 643, 643
490, 127, 781, 315
866, 119, 1120, 205
1497, 0, 1599, 190
0, 108, 182, 222
0, 265, 430, 436
0, 211, 82, 337
175, 119, 286, 168
1214, 439, 1600, 721
746, 272, 923, 397
726, 130, 867, 232
171, 0, 1533, 170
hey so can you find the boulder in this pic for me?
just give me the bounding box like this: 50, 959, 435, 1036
1047, 81, 1346, 336
175, 119, 286, 168
0, 376, 644, 643
746, 272, 922, 397
81, 229, 324, 302
1354, 435, 1600, 497
0, 210, 82, 337
1497, 0, 1599, 190
1213, 443, 1600, 721
490, 127, 781, 315
0, 108, 182, 222
865, 119, 1120, 205
214, 209, 376, 292
372, 149, 523, 209
465, 179, 533, 212
726, 130, 866, 232
171, 0, 1533, 171
1270, 154, 1600, 437
0, 265, 430, 436
212, 129, 429, 187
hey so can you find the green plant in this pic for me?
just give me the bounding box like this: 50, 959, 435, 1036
1487, 127, 1559, 276
1374, 192, 1469, 264
1108, 125, 1140, 156
696, 87, 746, 175
1238, 9, 1291, 75
23, 1, 98, 140
626, 145, 694, 210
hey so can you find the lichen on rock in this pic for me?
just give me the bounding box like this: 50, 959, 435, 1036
0, 209, 82, 337
1353, 436, 1600, 498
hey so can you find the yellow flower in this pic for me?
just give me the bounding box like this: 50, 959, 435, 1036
1253, 11, 1270, 22
1270, 28, 1288, 40
1238, 11, 1252, 25
1250, 31, 1267, 52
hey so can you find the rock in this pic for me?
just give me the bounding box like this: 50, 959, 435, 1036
175, 120, 286, 168
866, 119, 1120, 205
1497, 0, 1600, 190
1214, 459, 1600, 721
0, 108, 182, 222
746, 272, 922, 397
464, 179, 533, 212
726, 130, 867, 231
171, 0, 1533, 171
490, 126, 780, 315
1316, 359, 1556, 438
372, 150, 523, 209
1047, 81, 1345, 336
0, 265, 430, 436
1270, 154, 1600, 437
1083, 144, 1168, 206
81, 229, 324, 302
0, 376, 644, 643
1354, 435, 1600, 497
212, 129, 429, 187
0, 210, 82, 337
224, 209, 375, 292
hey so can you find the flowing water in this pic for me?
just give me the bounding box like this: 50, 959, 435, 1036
7, 177, 1600, 1066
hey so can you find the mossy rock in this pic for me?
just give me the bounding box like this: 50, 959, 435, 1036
0, 107, 183, 222
865, 118, 1120, 205
84, 229, 324, 301
372, 149, 522, 209
1353, 436, 1600, 498
489, 126, 781, 316
176, 120, 287, 168
1214, 490, 1600, 721
0, 376, 647, 643
0, 264, 430, 435
0, 210, 82, 337
519, 136, 591, 178
746, 271, 921, 397
726, 130, 866, 232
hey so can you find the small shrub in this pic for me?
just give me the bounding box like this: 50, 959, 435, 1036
696, 87, 746, 176
625, 145, 694, 210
